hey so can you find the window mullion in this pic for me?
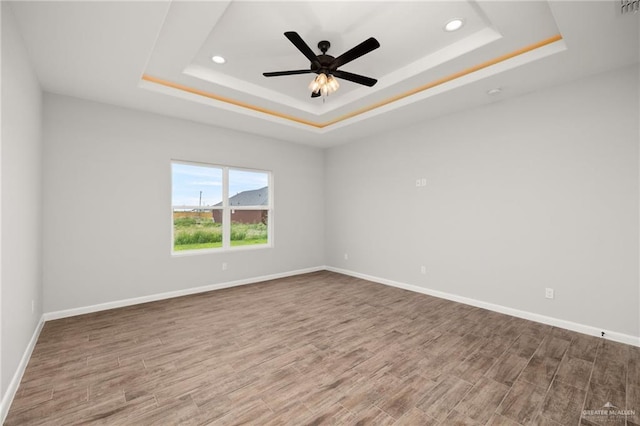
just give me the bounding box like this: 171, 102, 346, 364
222, 167, 230, 249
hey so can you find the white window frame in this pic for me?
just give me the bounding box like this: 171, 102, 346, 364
171, 160, 273, 255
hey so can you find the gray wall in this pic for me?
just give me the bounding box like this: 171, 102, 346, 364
1, 3, 43, 396
325, 64, 640, 338
42, 94, 325, 312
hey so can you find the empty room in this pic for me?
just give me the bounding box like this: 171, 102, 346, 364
1, 1, 639, 425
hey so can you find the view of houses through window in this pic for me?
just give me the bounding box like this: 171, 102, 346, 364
172, 161, 271, 252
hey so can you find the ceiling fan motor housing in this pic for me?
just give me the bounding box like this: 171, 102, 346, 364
313, 41, 334, 74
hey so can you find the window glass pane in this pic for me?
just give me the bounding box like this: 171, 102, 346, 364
228, 169, 269, 206
172, 163, 223, 252
173, 209, 223, 251
230, 210, 268, 247
172, 163, 222, 207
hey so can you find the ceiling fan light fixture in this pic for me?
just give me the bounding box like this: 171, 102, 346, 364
308, 74, 322, 92
327, 75, 339, 91
211, 55, 226, 64
444, 18, 464, 32
309, 73, 339, 96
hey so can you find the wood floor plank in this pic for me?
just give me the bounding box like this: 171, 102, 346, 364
486, 413, 522, 426
443, 409, 484, 425
590, 357, 627, 394
627, 384, 640, 426
497, 379, 546, 425
299, 402, 350, 426
508, 333, 544, 358
582, 381, 626, 418
451, 352, 497, 384
261, 400, 313, 426
519, 355, 561, 389
415, 373, 473, 421
6, 270, 636, 425
485, 351, 529, 387
301, 368, 362, 412
455, 377, 511, 424
394, 407, 439, 425
554, 354, 594, 390
629, 349, 640, 387
536, 336, 571, 360
210, 398, 274, 426
539, 380, 586, 425
375, 373, 433, 419
566, 334, 601, 363
345, 405, 396, 425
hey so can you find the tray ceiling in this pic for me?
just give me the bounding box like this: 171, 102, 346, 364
9, 1, 639, 146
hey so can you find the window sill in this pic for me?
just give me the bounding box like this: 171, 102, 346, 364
171, 243, 273, 257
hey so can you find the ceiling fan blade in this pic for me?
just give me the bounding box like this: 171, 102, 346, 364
330, 37, 380, 70
332, 70, 377, 87
284, 31, 320, 66
263, 69, 314, 77
311, 91, 321, 98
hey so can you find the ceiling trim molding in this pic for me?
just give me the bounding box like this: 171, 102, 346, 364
140, 74, 324, 128
324, 34, 563, 127
141, 33, 563, 130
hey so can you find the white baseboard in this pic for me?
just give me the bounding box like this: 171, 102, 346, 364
326, 266, 640, 348
43, 266, 325, 321
1, 315, 45, 424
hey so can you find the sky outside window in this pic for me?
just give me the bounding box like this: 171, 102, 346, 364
172, 164, 269, 207
172, 163, 222, 206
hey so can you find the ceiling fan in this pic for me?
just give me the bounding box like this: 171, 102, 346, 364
263, 31, 380, 98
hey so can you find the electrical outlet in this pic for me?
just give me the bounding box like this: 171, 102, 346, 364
415, 179, 421, 187
222, 262, 228, 271
344, 253, 349, 260
545, 288, 554, 299
420, 266, 426, 274
421, 178, 427, 186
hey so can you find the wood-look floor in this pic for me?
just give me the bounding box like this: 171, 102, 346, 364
5, 271, 640, 425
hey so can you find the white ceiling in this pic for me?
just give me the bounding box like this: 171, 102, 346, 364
9, 1, 639, 147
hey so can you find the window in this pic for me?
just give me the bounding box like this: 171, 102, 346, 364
171, 161, 271, 253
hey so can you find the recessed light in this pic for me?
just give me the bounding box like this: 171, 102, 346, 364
211, 55, 226, 64
444, 19, 464, 32
487, 88, 502, 96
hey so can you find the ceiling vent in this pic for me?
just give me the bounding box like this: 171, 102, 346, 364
621, 0, 639, 14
